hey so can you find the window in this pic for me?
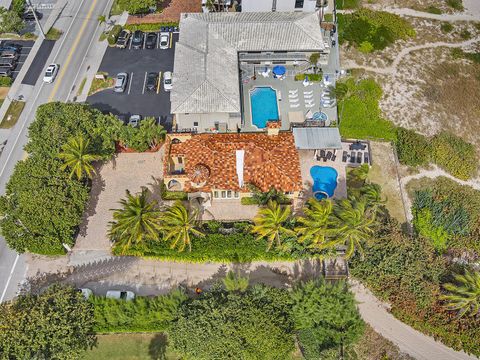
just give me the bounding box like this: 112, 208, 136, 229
178, 157, 183, 164
234, 192, 239, 198
213, 191, 219, 198
295, 0, 304, 8
227, 190, 232, 198
193, 121, 198, 127
221, 191, 226, 198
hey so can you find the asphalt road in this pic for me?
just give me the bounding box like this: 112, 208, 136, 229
87, 33, 177, 124
0, 0, 114, 302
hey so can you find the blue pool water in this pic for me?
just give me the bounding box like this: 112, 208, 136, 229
310, 166, 338, 200
250, 87, 279, 129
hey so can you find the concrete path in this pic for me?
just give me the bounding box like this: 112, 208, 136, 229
381, 7, 479, 22
350, 280, 478, 360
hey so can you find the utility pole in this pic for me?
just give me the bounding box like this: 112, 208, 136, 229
26, 0, 45, 39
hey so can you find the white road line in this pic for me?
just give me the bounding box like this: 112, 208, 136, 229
66, 0, 114, 101
156, 32, 160, 49
128, 37, 132, 50
127, 72, 133, 94
142, 71, 147, 94
0, 254, 19, 303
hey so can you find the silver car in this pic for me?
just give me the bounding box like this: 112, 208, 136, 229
114, 72, 128, 93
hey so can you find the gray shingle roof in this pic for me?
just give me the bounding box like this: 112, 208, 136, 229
171, 11, 324, 114
293, 127, 342, 149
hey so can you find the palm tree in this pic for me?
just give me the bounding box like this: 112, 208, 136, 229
139, 117, 167, 148
159, 201, 204, 252
58, 135, 100, 180
295, 198, 336, 249
223, 270, 249, 293
360, 183, 386, 216
109, 188, 162, 254
251, 200, 295, 251
441, 269, 480, 318
329, 198, 376, 259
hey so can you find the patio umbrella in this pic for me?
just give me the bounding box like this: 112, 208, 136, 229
272, 65, 286, 76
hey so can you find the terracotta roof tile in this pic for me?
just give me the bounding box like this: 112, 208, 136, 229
164, 132, 302, 193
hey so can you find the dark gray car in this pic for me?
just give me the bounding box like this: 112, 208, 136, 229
131, 30, 144, 49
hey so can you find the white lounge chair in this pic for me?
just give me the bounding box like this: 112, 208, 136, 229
290, 103, 300, 108
289, 98, 299, 103
304, 94, 314, 99
304, 90, 313, 95
289, 89, 298, 95
305, 99, 315, 104
306, 103, 316, 108
289, 94, 298, 99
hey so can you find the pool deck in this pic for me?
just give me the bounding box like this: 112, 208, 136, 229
296, 149, 348, 210
241, 71, 338, 132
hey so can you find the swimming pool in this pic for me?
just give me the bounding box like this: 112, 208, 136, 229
250, 87, 279, 129
310, 166, 338, 200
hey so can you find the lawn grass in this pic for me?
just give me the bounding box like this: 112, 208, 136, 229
336, 0, 361, 10
338, 78, 396, 141
109, 0, 123, 16
45, 27, 63, 40
0, 100, 25, 129
82, 333, 181, 360
88, 76, 114, 95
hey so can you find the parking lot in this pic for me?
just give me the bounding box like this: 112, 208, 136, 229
0, 40, 34, 81
87, 32, 178, 130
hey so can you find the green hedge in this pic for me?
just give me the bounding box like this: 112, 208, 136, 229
124, 22, 178, 32
91, 290, 187, 333
107, 25, 122, 46
112, 233, 296, 262
160, 180, 187, 201
294, 73, 322, 82
241, 197, 258, 205
431, 132, 478, 180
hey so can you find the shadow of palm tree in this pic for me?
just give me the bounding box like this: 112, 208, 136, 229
148, 333, 169, 360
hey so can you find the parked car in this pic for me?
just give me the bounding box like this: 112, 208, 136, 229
23, 9, 42, 21
145, 32, 157, 49
116, 29, 131, 48
128, 115, 142, 127
131, 30, 144, 49
163, 71, 172, 91
145, 72, 159, 92
106, 290, 135, 301
0, 41, 21, 52
0, 50, 19, 60
0, 58, 17, 70
114, 72, 128, 93
78, 288, 93, 299
159, 32, 169, 49
0, 68, 12, 77
43, 63, 59, 83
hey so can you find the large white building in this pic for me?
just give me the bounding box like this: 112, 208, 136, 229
171, 11, 327, 133
241, 0, 319, 12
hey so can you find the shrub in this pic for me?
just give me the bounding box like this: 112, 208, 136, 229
91, 289, 187, 332
124, 22, 178, 32
159, 180, 188, 200
169, 285, 295, 360
358, 41, 374, 53
440, 22, 454, 33
431, 132, 478, 180
11, 0, 25, 17
460, 29, 472, 40
107, 24, 122, 46
446, 0, 464, 11
241, 197, 259, 205
394, 127, 430, 166
340, 9, 415, 51
338, 77, 396, 141
294, 73, 322, 82
117, 0, 156, 14
112, 233, 296, 262
45, 27, 62, 40
425, 6, 442, 14
336, 0, 361, 10
0, 76, 13, 87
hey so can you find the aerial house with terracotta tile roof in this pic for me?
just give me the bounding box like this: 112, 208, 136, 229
163, 123, 303, 207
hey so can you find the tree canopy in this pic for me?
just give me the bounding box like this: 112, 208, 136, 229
0, 285, 96, 360
169, 285, 295, 359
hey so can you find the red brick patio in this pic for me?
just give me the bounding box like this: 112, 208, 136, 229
126, 0, 202, 24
